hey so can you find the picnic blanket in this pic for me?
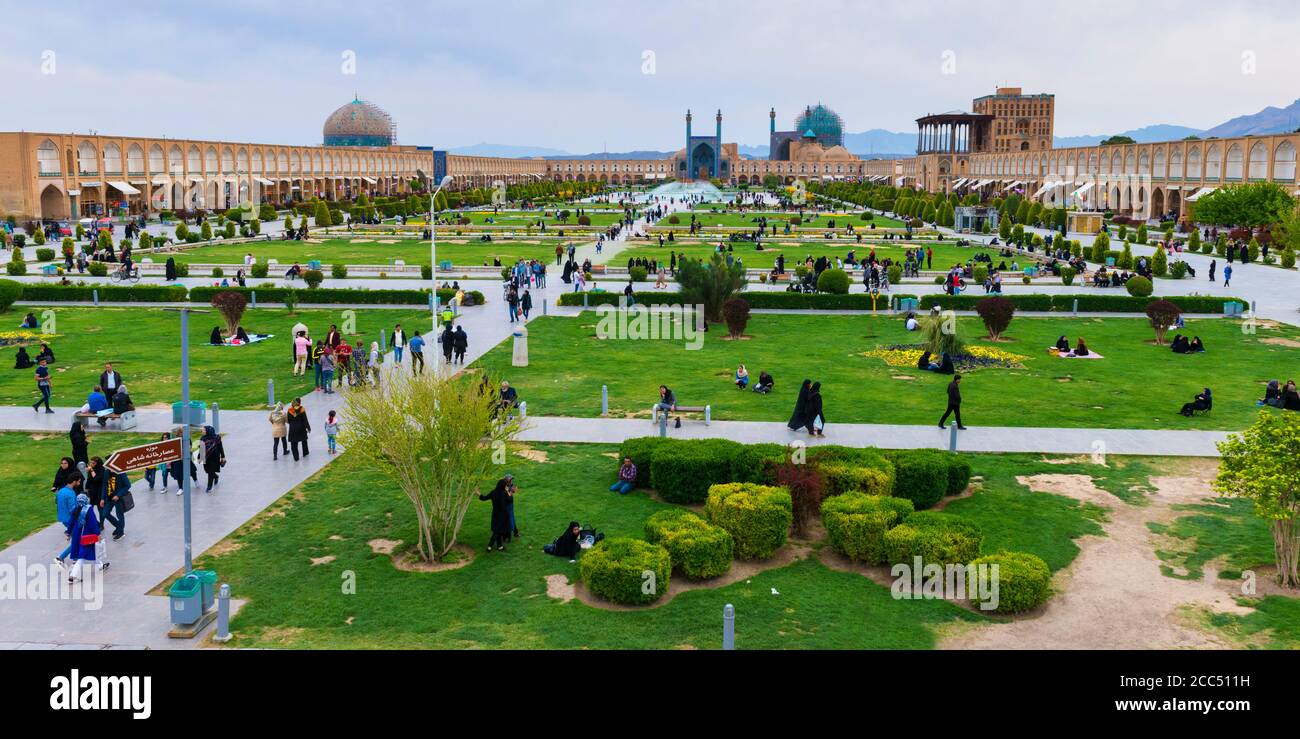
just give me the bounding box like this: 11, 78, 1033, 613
212, 333, 273, 347
1050, 348, 1105, 359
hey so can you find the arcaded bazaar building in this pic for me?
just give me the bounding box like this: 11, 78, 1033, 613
0, 101, 872, 219
862, 87, 1300, 221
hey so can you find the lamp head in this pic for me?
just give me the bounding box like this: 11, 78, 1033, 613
439, 175, 453, 188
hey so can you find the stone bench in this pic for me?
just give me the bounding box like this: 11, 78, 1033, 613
651, 403, 711, 426
75, 409, 137, 431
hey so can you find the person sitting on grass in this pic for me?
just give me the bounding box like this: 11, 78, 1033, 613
542, 521, 583, 563
609, 458, 637, 495
1170, 334, 1189, 354
1189, 336, 1206, 353
905, 313, 919, 332
1179, 387, 1212, 417
1072, 337, 1090, 357
753, 371, 775, 394
1260, 380, 1282, 408
735, 364, 749, 389
1053, 335, 1070, 352
37, 342, 55, 364
14, 346, 33, 370
1284, 380, 1300, 411
20, 312, 38, 329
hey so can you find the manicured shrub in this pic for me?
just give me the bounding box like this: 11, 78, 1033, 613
968, 551, 1051, 613
704, 483, 792, 560
1283, 245, 1296, 269
650, 439, 744, 504
883, 511, 983, 566
33, 229, 45, 245
173, 261, 190, 277
629, 266, 647, 282
302, 269, 325, 289
816, 268, 850, 295
770, 455, 825, 536
818, 463, 894, 498
211, 267, 224, 278
821, 493, 914, 563
35, 248, 55, 262
200, 221, 213, 240
579, 538, 672, 605
883, 450, 948, 509
313, 201, 332, 227
619, 436, 668, 486
1152, 246, 1168, 277
577, 215, 591, 226
1124, 275, 1152, 297
87, 261, 107, 277
331, 263, 348, 279
0, 279, 22, 312
16, 284, 187, 302
1060, 266, 1075, 285
972, 265, 988, 284
1169, 261, 1188, 279
643, 509, 733, 580
887, 264, 902, 284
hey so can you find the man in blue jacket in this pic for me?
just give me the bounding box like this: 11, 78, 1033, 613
53, 473, 82, 567
102, 471, 130, 540
87, 386, 109, 426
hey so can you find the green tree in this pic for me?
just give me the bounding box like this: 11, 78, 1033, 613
1214, 234, 1227, 257
1213, 411, 1300, 589
1246, 237, 1260, 262
675, 252, 747, 324
1118, 242, 1134, 270
313, 200, 332, 227
1152, 245, 1168, 276
1136, 224, 1148, 245
1282, 245, 1296, 269
1091, 231, 1110, 264
1188, 229, 1201, 253
1192, 182, 1297, 229
339, 370, 521, 562
200, 221, 213, 240
1100, 135, 1136, 145
998, 216, 1012, 241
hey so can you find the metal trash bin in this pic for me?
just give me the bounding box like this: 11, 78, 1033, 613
172, 400, 206, 426
193, 569, 218, 612
168, 574, 203, 627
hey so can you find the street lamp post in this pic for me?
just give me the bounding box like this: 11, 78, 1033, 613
165, 306, 209, 573
428, 174, 453, 334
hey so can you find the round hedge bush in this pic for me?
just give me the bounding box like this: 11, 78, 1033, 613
819, 463, 894, 498
579, 537, 672, 605
704, 483, 792, 560
1125, 275, 1153, 297
629, 266, 647, 282
885, 451, 948, 509
644, 508, 733, 580
0, 279, 23, 312
968, 551, 1051, 613
882, 510, 983, 567
816, 268, 850, 295
821, 493, 914, 563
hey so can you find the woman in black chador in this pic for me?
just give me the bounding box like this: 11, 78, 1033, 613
479, 477, 513, 552
786, 379, 811, 430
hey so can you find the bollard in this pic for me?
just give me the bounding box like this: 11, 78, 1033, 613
92, 289, 99, 307
948, 423, 958, 452
722, 603, 735, 650
658, 408, 668, 438
519, 401, 527, 419
1072, 298, 1078, 317
213, 583, 232, 643
705, 405, 711, 425
251, 290, 256, 309
583, 292, 589, 309
380, 329, 387, 352
542, 298, 548, 316
211, 402, 220, 434
267, 379, 274, 407
1252, 300, 1257, 315
601, 385, 608, 416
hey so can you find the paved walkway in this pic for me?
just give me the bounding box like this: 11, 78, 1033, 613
517, 415, 1228, 456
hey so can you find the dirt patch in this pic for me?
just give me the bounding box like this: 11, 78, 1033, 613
1259, 337, 1300, 348
892, 375, 916, 381
328, 535, 345, 541
720, 335, 753, 341
816, 548, 988, 615
600, 452, 620, 459
942, 463, 1249, 650
391, 543, 476, 573
310, 555, 336, 566
571, 543, 812, 611
368, 538, 401, 555
544, 573, 576, 603
1039, 455, 1094, 465
514, 446, 550, 463
28, 433, 54, 441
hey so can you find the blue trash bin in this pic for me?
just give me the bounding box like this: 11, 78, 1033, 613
168, 574, 203, 627
193, 569, 218, 612
172, 400, 206, 426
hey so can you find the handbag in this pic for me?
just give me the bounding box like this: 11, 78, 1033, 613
120, 491, 135, 513
80, 533, 99, 546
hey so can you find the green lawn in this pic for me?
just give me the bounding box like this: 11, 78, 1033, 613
617, 240, 999, 272
473, 312, 1300, 430
1, 431, 157, 547
0, 306, 436, 410
655, 210, 907, 229
407, 210, 627, 227
160, 237, 575, 269
1194, 596, 1300, 649
1148, 497, 1274, 581
196, 443, 1005, 649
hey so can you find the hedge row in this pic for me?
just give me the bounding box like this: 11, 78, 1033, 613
188, 286, 485, 306
620, 437, 786, 503
918, 293, 1247, 314
883, 511, 984, 567
884, 449, 971, 510
703, 483, 792, 560
822, 493, 915, 564
15, 284, 189, 303
969, 551, 1052, 613
559, 291, 919, 311
643, 508, 733, 580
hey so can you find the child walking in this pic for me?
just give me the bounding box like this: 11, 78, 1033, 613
325, 410, 340, 455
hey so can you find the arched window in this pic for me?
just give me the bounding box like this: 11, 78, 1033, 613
149, 144, 164, 174
188, 146, 201, 173
1138, 152, 1150, 174
236, 148, 248, 172
1274, 141, 1296, 181
222, 147, 235, 173
291, 151, 301, 173
1153, 149, 1165, 178
1248, 142, 1267, 180
1186, 147, 1201, 180
1225, 143, 1243, 180
251, 149, 263, 172
277, 151, 289, 172
205, 146, 218, 174
36, 138, 60, 174
1169, 149, 1183, 179
102, 142, 121, 174
127, 144, 145, 174
78, 141, 99, 174
1205, 145, 1221, 179
1124, 152, 1136, 174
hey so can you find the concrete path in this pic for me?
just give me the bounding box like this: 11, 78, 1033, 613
516, 415, 1229, 457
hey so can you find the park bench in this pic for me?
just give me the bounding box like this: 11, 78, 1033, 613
651, 403, 711, 426
74, 409, 138, 431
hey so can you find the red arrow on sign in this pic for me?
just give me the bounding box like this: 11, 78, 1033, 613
106, 438, 185, 473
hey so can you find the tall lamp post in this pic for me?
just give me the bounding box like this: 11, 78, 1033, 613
164, 306, 210, 573
428, 174, 453, 334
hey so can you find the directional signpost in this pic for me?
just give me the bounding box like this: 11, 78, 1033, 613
105, 438, 184, 474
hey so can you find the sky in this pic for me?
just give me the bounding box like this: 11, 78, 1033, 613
3, 0, 1299, 152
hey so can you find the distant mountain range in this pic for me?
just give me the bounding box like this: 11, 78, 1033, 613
449, 98, 1300, 162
